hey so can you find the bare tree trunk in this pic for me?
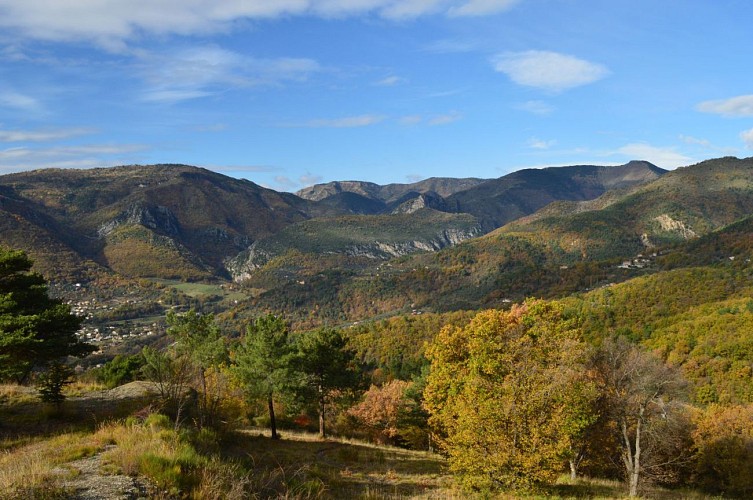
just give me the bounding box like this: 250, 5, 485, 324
630, 411, 643, 498
569, 460, 578, 481
621, 419, 635, 493
268, 393, 279, 439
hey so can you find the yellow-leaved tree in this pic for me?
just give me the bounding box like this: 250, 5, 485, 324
423, 300, 597, 491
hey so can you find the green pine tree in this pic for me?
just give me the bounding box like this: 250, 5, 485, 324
0, 248, 93, 382
233, 314, 295, 439
294, 327, 362, 438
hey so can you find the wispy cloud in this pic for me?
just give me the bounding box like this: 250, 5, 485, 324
527, 137, 556, 150
448, 0, 519, 17
0, 0, 523, 47
427, 112, 462, 125
397, 112, 461, 126
516, 100, 554, 115
301, 114, 386, 128
138, 46, 321, 103
299, 172, 323, 186
741, 129, 753, 149
375, 75, 407, 87
679, 134, 737, 155
273, 175, 298, 191
0, 127, 94, 142
272, 172, 323, 191
406, 173, 423, 182
0, 143, 148, 172
492, 51, 609, 92
0, 89, 43, 112
615, 143, 691, 169
399, 115, 423, 125
141, 89, 213, 103
697, 95, 753, 117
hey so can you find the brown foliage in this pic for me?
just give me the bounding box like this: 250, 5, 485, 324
348, 380, 411, 445
692, 404, 753, 497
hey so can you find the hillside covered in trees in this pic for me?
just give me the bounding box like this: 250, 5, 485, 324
3, 157, 753, 498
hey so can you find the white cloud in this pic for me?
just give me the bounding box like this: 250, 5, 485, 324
406, 173, 423, 182
697, 95, 753, 117
267, 172, 323, 191
615, 143, 691, 169
679, 135, 713, 148
526, 137, 555, 150
516, 100, 554, 115
0, 0, 523, 47
138, 46, 321, 103
427, 112, 462, 125
0, 90, 43, 112
141, 89, 214, 103
302, 114, 386, 128
399, 115, 423, 125
299, 172, 323, 186
492, 50, 609, 92
679, 134, 738, 155
448, 0, 518, 17
0, 143, 148, 172
375, 76, 407, 87
741, 128, 753, 149
0, 127, 94, 142
379, 0, 446, 20
273, 175, 298, 190
698, 96, 753, 118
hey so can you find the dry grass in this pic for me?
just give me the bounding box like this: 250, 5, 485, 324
0, 383, 38, 405
233, 427, 455, 499
63, 380, 108, 397
0, 418, 721, 499
0, 431, 104, 499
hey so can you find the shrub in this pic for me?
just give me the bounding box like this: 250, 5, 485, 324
36, 362, 74, 409
94, 354, 145, 389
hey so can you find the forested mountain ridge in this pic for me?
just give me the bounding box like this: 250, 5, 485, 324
296, 161, 666, 227
295, 177, 487, 204
243, 156, 753, 324
0, 164, 317, 280
0, 161, 664, 284
443, 160, 667, 230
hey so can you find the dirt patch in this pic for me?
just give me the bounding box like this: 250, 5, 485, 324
53, 445, 151, 500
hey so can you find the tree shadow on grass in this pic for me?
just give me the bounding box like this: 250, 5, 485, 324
223, 431, 453, 499
0, 391, 153, 441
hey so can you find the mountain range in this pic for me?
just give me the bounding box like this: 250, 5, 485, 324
0, 160, 665, 283
5, 155, 753, 328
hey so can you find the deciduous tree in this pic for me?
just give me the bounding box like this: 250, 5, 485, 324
348, 379, 410, 445
424, 300, 598, 491
692, 403, 753, 497
594, 336, 688, 497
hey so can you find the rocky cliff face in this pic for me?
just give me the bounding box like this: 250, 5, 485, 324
97, 203, 181, 238
225, 221, 482, 281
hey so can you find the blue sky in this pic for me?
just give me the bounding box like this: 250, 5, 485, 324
1, 0, 752, 191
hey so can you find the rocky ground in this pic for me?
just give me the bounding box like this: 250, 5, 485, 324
53, 445, 151, 500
